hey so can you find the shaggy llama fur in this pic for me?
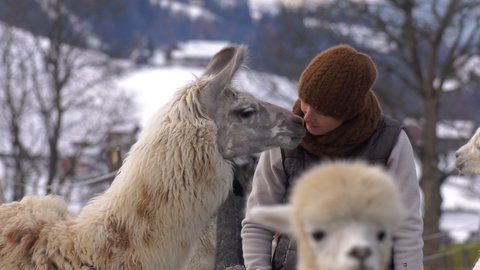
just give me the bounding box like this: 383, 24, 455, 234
250, 161, 406, 270
455, 127, 480, 270
456, 127, 480, 175
0, 45, 305, 270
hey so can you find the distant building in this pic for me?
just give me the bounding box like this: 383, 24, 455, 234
57, 124, 140, 178
165, 40, 229, 67
102, 124, 140, 171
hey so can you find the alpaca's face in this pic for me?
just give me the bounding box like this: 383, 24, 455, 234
199, 45, 306, 160
301, 219, 393, 270
250, 161, 406, 270
456, 127, 480, 174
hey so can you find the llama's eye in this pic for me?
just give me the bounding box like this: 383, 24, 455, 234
377, 231, 386, 241
311, 231, 325, 241
236, 108, 256, 119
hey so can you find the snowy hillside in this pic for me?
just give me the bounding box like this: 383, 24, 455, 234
117, 40, 298, 128
115, 40, 480, 244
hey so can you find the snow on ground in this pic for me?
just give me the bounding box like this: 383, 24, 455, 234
118, 65, 204, 127
442, 176, 480, 242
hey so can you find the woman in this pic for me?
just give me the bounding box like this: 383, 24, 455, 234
241, 44, 424, 270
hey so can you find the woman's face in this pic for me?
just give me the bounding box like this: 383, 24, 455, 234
300, 100, 343, 136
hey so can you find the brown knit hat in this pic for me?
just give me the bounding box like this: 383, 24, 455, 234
297, 44, 377, 120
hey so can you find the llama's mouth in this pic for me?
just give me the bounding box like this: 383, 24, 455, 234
291, 136, 304, 144
289, 128, 306, 141
454, 159, 465, 171
274, 127, 304, 140
277, 133, 304, 149
455, 163, 464, 171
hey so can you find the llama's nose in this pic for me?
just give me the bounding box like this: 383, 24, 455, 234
348, 246, 371, 261
293, 115, 304, 126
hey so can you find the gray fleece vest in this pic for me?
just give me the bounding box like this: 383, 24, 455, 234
273, 115, 402, 270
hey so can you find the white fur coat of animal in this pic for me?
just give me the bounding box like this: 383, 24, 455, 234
0, 45, 305, 270
0, 82, 232, 269
251, 161, 406, 270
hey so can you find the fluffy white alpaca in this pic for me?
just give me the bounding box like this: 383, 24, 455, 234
455, 127, 480, 270
250, 161, 407, 270
0, 45, 305, 270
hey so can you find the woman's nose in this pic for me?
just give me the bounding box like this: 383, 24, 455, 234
303, 108, 312, 121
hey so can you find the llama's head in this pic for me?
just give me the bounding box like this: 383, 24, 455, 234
198, 45, 305, 159
455, 127, 480, 174
250, 161, 406, 270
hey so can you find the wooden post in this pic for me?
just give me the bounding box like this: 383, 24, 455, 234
106, 148, 122, 172
441, 252, 449, 270
462, 248, 472, 270
0, 180, 4, 203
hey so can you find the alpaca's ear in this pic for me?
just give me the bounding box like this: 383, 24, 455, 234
250, 205, 293, 234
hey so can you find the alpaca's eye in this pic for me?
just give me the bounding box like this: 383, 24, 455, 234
237, 108, 256, 119
311, 231, 325, 241
377, 231, 386, 241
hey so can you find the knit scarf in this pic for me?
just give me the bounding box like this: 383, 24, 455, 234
292, 91, 381, 157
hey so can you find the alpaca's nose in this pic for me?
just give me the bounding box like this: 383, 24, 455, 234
348, 246, 372, 261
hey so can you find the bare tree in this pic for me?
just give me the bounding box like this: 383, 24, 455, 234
0, 0, 136, 200
252, 4, 321, 80
315, 1, 480, 268
0, 26, 42, 200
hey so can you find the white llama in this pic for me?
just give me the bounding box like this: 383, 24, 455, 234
455, 127, 480, 270
0, 45, 306, 270
455, 127, 480, 174
250, 161, 407, 270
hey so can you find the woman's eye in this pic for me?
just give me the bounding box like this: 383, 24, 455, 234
311, 230, 325, 241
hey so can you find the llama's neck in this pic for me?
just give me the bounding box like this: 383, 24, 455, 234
75, 101, 233, 267
98, 115, 232, 221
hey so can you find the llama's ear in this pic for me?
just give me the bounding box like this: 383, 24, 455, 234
250, 205, 293, 234
203, 44, 245, 77
202, 45, 246, 96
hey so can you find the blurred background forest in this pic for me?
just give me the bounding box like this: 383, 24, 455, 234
0, 0, 480, 269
